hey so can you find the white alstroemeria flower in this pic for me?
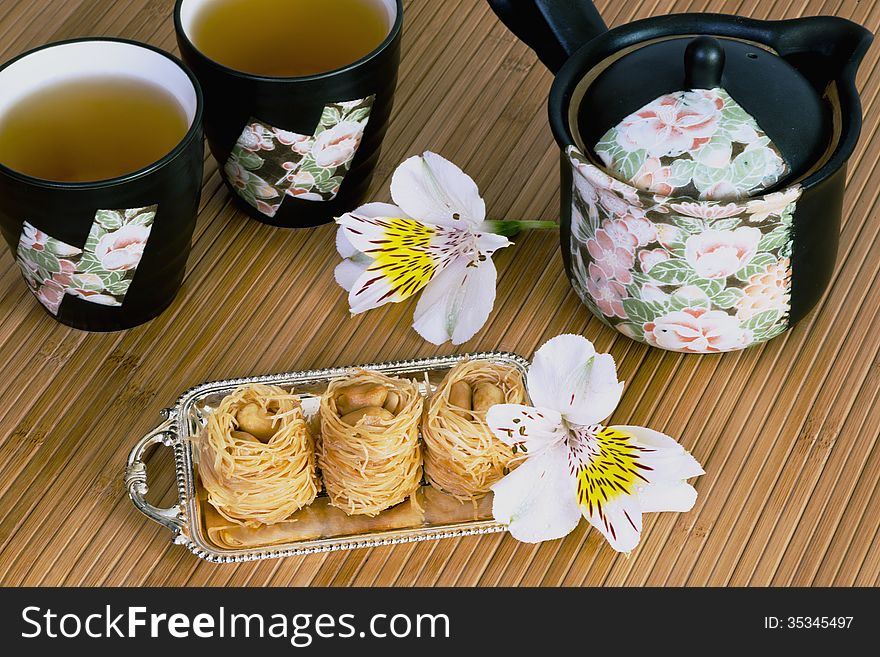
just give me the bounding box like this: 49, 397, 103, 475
487, 334, 705, 552
335, 152, 515, 345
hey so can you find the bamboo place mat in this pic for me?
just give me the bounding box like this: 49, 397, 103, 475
0, 0, 879, 588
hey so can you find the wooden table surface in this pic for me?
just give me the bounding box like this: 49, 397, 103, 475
1, 0, 879, 588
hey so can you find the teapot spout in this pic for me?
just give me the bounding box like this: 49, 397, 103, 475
772, 16, 873, 90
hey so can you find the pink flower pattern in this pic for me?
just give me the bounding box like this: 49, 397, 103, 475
615, 90, 723, 158
311, 121, 365, 169
20, 224, 49, 251
596, 88, 789, 201
603, 219, 638, 251
238, 124, 276, 152
638, 248, 670, 274
53, 258, 76, 286
736, 259, 791, 321
644, 308, 753, 353
36, 279, 65, 315
224, 96, 374, 216
568, 146, 801, 354
669, 201, 743, 220
587, 229, 635, 284
585, 262, 627, 318
631, 156, 675, 196
684, 227, 762, 280
621, 214, 657, 247
273, 129, 312, 155
95, 224, 151, 272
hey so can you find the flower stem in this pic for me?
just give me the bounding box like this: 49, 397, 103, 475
484, 220, 558, 237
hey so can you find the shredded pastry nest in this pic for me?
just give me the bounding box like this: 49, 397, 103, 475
197, 384, 319, 527
422, 360, 526, 501
318, 369, 423, 516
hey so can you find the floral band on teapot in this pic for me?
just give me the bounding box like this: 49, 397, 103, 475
567, 146, 800, 354
224, 96, 375, 217
594, 88, 788, 201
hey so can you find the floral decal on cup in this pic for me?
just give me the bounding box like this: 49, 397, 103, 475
594, 89, 788, 201
224, 96, 375, 217
568, 146, 800, 353
16, 206, 156, 316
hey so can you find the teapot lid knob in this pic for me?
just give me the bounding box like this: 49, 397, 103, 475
685, 36, 726, 88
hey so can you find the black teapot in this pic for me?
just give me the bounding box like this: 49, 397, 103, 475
489, 0, 872, 353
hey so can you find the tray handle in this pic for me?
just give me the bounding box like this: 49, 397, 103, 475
125, 412, 187, 541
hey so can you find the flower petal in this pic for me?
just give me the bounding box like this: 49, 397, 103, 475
346, 202, 405, 220
476, 231, 512, 256
613, 425, 705, 483
583, 491, 643, 553
412, 255, 497, 345
491, 445, 581, 543
335, 204, 412, 255
486, 404, 565, 453
390, 152, 486, 228
637, 481, 698, 513
343, 217, 446, 314
334, 258, 369, 292
347, 264, 415, 314
527, 334, 624, 425
336, 225, 360, 260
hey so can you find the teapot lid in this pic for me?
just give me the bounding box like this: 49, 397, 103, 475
578, 36, 829, 200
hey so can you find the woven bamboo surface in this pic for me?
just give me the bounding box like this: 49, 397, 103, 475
1, 0, 879, 587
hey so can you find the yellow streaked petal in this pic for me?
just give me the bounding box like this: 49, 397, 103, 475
363, 217, 439, 303
575, 426, 646, 517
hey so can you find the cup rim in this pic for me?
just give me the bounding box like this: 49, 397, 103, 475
173, 0, 404, 83
0, 37, 205, 191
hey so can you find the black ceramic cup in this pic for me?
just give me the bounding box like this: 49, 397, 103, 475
174, 0, 403, 229
0, 38, 205, 332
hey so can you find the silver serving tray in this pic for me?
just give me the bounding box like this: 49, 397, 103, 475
125, 352, 529, 563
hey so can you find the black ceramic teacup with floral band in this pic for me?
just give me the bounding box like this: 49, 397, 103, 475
174, 0, 403, 229
489, 0, 872, 354
0, 38, 205, 332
